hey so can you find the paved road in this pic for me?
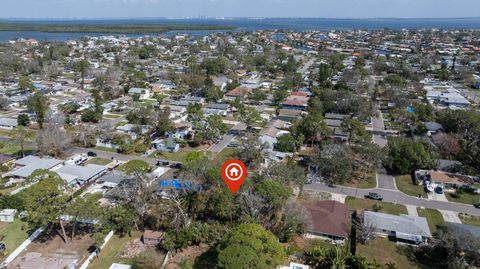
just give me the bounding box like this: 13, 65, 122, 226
301, 58, 316, 74
371, 110, 387, 148
208, 122, 246, 153
370, 110, 397, 190
304, 183, 480, 216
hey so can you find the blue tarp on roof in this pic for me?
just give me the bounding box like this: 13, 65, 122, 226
407, 107, 415, 113
159, 179, 201, 191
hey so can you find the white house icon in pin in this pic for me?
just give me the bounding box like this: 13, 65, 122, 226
229, 167, 239, 177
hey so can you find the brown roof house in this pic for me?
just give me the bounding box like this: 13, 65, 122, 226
303, 200, 349, 244
142, 230, 164, 246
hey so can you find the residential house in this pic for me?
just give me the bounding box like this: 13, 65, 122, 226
415, 170, 477, 191
302, 200, 349, 244
116, 124, 149, 139
363, 211, 432, 245
224, 87, 251, 101
324, 113, 350, 141
277, 109, 305, 122
426, 88, 470, 109
55, 164, 108, 187
281, 93, 309, 111
425, 122, 443, 136
153, 135, 180, 153
213, 76, 232, 91
8, 156, 64, 179
446, 222, 480, 241
128, 87, 151, 100
0, 118, 18, 130
156, 179, 202, 199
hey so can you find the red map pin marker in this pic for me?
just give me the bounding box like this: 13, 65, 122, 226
221, 160, 247, 194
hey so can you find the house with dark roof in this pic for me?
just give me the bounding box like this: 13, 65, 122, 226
302, 200, 349, 244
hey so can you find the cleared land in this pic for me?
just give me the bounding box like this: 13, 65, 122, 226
395, 175, 427, 198
357, 238, 418, 269
345, 197, 408, 216
416, 208, 444, 233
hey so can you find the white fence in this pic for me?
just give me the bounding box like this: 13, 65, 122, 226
2, 227, 44, 266
78, 230, 114, 269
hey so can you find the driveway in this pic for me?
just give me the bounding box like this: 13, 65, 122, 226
440, 210, 462, 223
304, 182, 480, 216
376, 172, 397, 190
371, 110, 387, 148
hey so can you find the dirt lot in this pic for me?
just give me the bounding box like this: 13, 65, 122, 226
8, 232, 94, 269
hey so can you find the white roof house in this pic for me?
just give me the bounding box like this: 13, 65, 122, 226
109, 264, 132, 269
364, 211, 431, 244
9, 157, 64, 179
55, 164, 107, 186
0, 118, 18, 130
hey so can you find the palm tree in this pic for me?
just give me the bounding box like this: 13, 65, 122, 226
181, 190, 199, 220
75, 60, 90, 89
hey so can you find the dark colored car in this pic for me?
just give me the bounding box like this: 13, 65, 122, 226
87, 151, 97, 157
365, 192, 383, 201
156, 160, 170, 166
474, 203, 480, 209
170, 163, 182, 169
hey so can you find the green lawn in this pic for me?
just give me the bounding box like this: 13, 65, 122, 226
0, 184, 21, 195
357, 238, 418, 269
211, 148, 239, 165
86, 157, 112, 166
341, 173, 376, 189
459, 214, 480, 227
345, 197, 408, 216
417, 208, 444, 234
395, 175, 427, 198
0, 143, 34, 156
446, 191, 480, 205
151, 146, 208, 162
88, 232, 140, 269
0, 219, 29, 257
94, 146, 118, 153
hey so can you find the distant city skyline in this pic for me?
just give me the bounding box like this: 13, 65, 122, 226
1, 0, 480, 19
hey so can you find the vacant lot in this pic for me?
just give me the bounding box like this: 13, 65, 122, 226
417, 208, 444, 234
0, 220, 29, 257
345, 197, 408, 216
446, 191, 480, 205
9, 232, 94, 269
459, 213, 480, 227
395, 175, 427, 198
88, 232, 142, 269
357, 238, 418, 269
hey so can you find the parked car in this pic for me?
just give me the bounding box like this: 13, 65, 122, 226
474, 203, 480, 209
435, 186, 444, 194
170, 163, 182, 169
87, 151, 97, 157
156, 160, 170, 166
365, 192, 383, 201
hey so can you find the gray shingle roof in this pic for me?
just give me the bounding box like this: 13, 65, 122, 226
364, 211, 432, 238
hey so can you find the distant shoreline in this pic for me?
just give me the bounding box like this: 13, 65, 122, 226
0, 23, 237, 34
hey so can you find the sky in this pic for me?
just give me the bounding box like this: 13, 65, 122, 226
1, 0, 480, 19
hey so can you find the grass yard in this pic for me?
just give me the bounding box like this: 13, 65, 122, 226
417, 208, 444, 234
94, 146, 118, 153
151, 145, 209, 162
0, 184, 21, 195
211, 148, 239, 165
395, 175, 427, 198
446, 191, 480, 205
459, 213, 480, 227
345, 197, 408, 216
341, 173, 376, 189
357, 238, 418, 269
86, 157, 112, 166
88, 232, 141, 269
0, 143, 34, 156
0, 219, 29, 257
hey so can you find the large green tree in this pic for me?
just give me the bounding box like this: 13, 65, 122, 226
26, 92, 49, 129
216, 223, 286, 269
9, 126, 35, 157
385, 137, 436, 174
